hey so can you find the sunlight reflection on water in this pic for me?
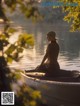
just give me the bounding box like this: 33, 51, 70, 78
9, 22, 80, 71
9, 48, 80, 71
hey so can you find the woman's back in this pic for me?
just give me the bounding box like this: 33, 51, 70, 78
46, 41, 59, 64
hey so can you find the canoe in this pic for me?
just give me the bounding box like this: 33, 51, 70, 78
21, 69, 80, 106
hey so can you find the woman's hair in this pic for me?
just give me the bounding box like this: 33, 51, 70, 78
47, 31, 56, 41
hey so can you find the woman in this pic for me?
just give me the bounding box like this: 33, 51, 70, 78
36, 31, 60, 77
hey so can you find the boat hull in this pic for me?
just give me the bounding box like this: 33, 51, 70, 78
21, 72, 80, 106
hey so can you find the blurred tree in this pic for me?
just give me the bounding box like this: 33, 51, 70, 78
0, 0, 41, 22
60, 0, 80, 31
0, 0, 45, 106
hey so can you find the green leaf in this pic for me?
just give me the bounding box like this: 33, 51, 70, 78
18, 33, 34, 47
7, 28, 17, 34
7, 57, 13, 63
0, 34, 7, 40
5, 44, 16, 55
17, 48, 23, 53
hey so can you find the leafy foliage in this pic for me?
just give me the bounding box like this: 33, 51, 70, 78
0, 0, 41, 22
60, 0, 80, 31
18, 33, 34, 47
0, 24, 34, 63
0, 1, 45, 106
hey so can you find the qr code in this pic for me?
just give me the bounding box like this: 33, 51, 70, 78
1, 92, 14, 105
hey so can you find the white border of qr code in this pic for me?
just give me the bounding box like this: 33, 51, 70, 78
1, 92, 14, 105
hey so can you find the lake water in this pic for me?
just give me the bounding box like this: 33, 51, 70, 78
8, 20, 80, 71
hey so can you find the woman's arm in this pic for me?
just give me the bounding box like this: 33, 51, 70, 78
40, 44, 49, 66
40, 53, 47, 66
